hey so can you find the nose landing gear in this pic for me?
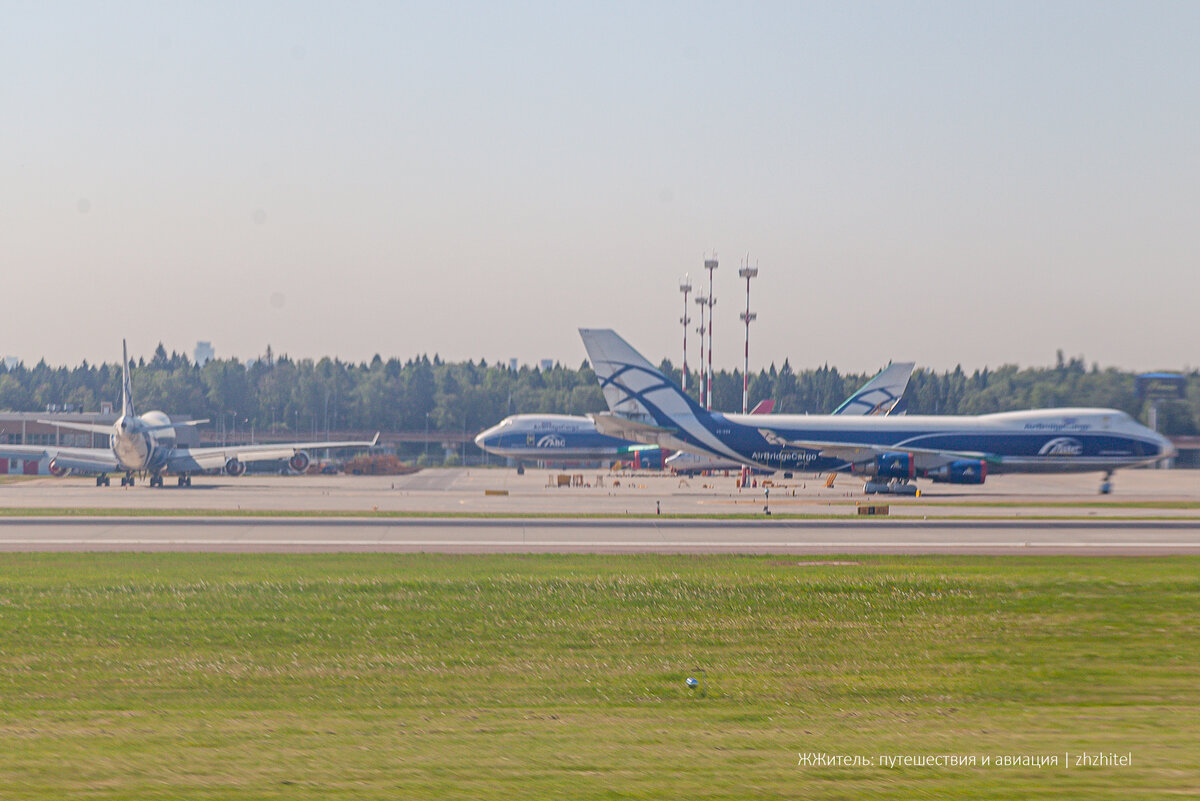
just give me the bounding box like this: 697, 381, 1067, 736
1099, 471, 1113, 495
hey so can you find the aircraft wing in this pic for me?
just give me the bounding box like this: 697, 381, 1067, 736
0, 444, 120, 472
759, 431, 998, 467
166, 434, 379, 472
589, 412, 696, 453
590, 412, 676, 441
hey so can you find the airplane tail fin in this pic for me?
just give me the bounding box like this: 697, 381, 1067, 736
749, 399, 775, 415
579, 328, 710, 424
833, 361, 915, 416
580, 328, 746, 464
121, 339, 135, 418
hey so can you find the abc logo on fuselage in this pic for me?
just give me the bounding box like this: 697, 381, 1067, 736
1038, 437, 1084, 456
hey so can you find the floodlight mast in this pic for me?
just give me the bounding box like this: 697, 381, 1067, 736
739, 260, 758, 414
694, 293, 708, 409
679, 275, 692, 392
704, 255, 718, 411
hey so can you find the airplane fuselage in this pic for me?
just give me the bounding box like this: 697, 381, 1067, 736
110, 411, 174, 472
658, 408, 1172, 474
475, 414, 662, 466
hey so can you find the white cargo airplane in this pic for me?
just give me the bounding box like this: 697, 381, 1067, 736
0, 341, 377, 487
665, 361, 915, 474
580, 329, 1174, 495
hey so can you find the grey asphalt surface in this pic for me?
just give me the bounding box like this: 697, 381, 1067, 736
1, 517, 1198, 554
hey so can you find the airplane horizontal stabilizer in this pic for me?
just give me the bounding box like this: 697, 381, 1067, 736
142, 419, 211, 432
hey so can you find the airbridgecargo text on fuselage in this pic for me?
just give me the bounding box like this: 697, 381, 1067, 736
750, 450, 821, 465
577, 328, 1176, 492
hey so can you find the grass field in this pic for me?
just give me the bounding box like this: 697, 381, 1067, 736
0, 554, 1196, 799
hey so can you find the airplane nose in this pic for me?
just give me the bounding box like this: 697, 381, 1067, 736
474, 431, 489, 449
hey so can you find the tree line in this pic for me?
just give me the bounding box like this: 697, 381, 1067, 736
1, 344, 1197, 437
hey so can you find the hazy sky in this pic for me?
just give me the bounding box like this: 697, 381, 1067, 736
4, 2, 1198, 373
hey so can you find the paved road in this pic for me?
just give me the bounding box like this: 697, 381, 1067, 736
1, 517, 1198, 554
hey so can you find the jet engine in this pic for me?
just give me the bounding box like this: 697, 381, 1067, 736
224, 457, 246, 477
853, 452, 915, 479
288, 451, 311, 473
927, 459, 987, 484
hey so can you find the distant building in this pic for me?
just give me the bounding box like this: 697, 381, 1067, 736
539, 359, 555, 372
194, 341, 215, 366
509, 358, 519, 372
3, 356, 18, 370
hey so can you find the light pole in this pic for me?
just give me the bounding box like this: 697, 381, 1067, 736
704, 255, 718, 410
679, 275, 692, 392
694, 293, 708, 408
739, 260, 758, 414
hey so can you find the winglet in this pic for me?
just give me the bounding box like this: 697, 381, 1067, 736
371, 431, 380, 447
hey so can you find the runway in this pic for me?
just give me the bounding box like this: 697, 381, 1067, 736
1, 517, 1198, 554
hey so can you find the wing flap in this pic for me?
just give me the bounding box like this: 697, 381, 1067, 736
763, 433, 997, 466
0, 445, 118, 471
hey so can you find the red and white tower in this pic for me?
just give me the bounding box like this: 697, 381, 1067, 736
679, 275, 692, 392
704, 255, 718, 410
739, 260, 758, 414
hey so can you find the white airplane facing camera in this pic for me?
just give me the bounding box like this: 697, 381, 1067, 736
0, 341, 377, 487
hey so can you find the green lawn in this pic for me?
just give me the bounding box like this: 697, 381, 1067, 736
0, 555, 1196, 799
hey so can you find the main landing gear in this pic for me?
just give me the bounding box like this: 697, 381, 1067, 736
863, 478, 919, 496
1100, 471, 1113, 495
110, 472, 191, 488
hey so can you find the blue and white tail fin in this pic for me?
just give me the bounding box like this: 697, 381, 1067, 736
579, 329, 748, 463
833, 361, 914, 416
121, 339, 136, 418
579, 328, 709, 424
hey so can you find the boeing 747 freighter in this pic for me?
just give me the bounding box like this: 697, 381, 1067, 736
0, 342, 376, 487
579, 329, 1173, 494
